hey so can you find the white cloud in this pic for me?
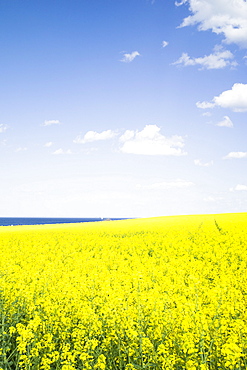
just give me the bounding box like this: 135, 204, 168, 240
119, 130, 135, 143
120, 51, 140, 63
194, 159, 213, 167
0, 139, 7, 146
42, 120, 61, 126
214, 84, 247, 112
230, 184, 247, 191
162, 41, 169, 47
74, 129, 117, 144
175, 0, 187, 5
203, 196, 215, 202
45, 142, 53, 147
177, 0, 247, 48
202, 112, 212, 117
139, 179, 194, 189
119, 124, 187, 156
196, 101, 215, 109
196, 83, 247, 112
0, 124, 8, 133
52, 148, 72, 155
216, 116, 233, 127
173, 48, 236, 69
203, 196, 223, 202
16, 147, 27, 152
223, 151, 247, 159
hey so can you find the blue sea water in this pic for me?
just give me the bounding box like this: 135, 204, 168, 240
0, 217, 122, 226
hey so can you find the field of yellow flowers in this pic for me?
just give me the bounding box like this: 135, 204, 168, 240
0, 213, 247, 370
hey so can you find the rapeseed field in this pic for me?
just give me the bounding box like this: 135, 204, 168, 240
0, 213, 247, 370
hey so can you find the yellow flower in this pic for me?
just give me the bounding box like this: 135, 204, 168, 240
0, 213, 247, 369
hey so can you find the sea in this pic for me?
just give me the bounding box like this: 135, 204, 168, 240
0, 217, 124, 227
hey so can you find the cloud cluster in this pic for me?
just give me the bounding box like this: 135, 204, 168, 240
119, 125, 187, 156
73, 125, 187, 156
120, 51, 140, 63
177, 0, 247, 48
197, 83, 247, 112
173, 48, 236, 69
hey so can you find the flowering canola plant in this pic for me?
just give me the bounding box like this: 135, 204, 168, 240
0, 213, 247, 370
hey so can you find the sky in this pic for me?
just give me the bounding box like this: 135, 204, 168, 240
0, 0, 247, 218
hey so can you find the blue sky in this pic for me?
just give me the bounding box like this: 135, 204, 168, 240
0, 0, 247, 218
